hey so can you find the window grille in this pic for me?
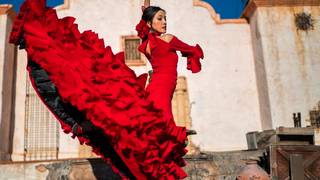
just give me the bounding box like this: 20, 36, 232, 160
24, 78, 59, 161
122, 36, 146, 66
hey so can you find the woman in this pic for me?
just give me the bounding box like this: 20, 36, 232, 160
136, 4, 203, 144
10, 0, 203, 179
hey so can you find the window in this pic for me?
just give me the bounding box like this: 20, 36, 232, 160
24, 78, 59, 161
121, 35, 146, 66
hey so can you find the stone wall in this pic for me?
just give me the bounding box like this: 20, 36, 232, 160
246, 3, 320, 128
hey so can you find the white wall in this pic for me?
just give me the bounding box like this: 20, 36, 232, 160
251, 6, 320, 128
0, 14, 6, 126
0, 12, 8, 160
11, 50, 27, 161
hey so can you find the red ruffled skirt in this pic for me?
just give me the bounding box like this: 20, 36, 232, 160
10, 0, 188, 179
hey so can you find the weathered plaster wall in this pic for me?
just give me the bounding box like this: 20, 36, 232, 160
0, 14, 5, 125
0, 13, 6, 139
249, 10, 273, 130
251, 6, 320, 128
11, 50, 27, 161
0, 8, 16, 161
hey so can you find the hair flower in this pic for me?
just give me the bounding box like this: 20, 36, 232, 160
136, 19, 150, 40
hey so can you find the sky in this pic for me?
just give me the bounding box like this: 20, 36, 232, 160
205, 0, 248, 19
0, 0, 248, 19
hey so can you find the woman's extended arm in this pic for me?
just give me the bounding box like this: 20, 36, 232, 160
170, 36, 204, 73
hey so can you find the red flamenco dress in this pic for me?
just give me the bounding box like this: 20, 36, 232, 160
10, 0, 204, 179
136, 20, 204, 152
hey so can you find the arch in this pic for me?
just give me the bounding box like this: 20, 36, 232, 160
192, 0, 248, 24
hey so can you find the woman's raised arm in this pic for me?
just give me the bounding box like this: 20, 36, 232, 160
141, 0, 150, 11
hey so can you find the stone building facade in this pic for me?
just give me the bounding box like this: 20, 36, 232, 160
0, 0, 319, 166
243, 0, 320, 129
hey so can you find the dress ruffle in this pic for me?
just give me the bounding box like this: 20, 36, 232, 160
185, 44, 204, 73
170, 37, 204, 74
10, 0, 187, 179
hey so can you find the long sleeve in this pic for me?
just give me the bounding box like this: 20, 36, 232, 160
170, 36, 204, 73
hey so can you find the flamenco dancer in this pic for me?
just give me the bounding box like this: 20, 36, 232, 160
9, 0, 204, 179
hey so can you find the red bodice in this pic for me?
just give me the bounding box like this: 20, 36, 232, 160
136, 24, 204, 125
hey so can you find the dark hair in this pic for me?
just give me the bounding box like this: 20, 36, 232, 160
142, 6, 165, 23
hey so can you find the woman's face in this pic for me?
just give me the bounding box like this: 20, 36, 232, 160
149, 10, 167, 34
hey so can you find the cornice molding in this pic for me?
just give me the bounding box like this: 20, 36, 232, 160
0, 4, 16, 20
242, 0, 320, 18
193, 0, 248, 24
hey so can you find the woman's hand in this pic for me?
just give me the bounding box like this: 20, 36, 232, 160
141, 0, 150, 11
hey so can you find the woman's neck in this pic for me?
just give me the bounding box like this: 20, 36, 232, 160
150, 30, 162, 36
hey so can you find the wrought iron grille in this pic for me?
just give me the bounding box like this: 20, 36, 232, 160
124, 38, 142, 63
24, 78, 59, 161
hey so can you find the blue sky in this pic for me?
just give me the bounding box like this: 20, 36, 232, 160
205, 0, 248, 18
0, 0, 248, 19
